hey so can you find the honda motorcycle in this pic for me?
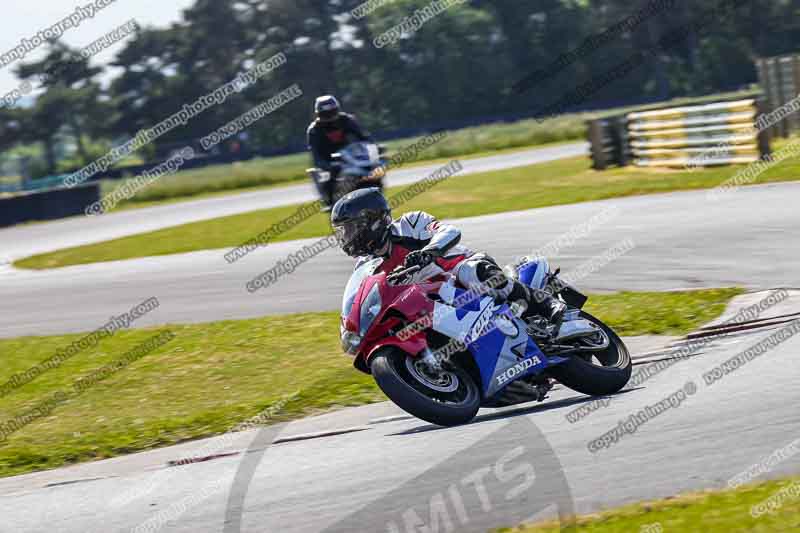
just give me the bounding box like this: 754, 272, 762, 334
340, 257, 632, 426
307, 142, 388, 207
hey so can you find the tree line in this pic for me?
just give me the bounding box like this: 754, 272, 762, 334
0, 0, 797, 176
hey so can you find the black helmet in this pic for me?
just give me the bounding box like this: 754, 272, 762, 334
315, 95, 341, 123
331, 188, 392, 257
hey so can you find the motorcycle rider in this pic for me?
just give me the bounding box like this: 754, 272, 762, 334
331, 187, 571, 333
307, 95, 372, 209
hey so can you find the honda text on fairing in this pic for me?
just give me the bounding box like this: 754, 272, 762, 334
340, 257, 632, 426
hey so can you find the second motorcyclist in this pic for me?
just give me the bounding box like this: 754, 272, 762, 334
307, 95, 372, 209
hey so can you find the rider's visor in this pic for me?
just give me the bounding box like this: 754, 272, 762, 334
333, 219, 367, 250
318, 108, 339, 122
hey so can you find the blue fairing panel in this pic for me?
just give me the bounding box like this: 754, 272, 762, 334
467, 327, 507, 393
468, 308, 551, 398
434, 279, 555, 399
526, 337, 545, 360
518, 262, 538, 286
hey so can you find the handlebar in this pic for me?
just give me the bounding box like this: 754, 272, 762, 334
387, 265, 421, 285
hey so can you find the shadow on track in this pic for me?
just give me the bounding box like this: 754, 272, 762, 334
388, 388, 642, 436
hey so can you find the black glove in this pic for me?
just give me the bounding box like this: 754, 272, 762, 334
404, 250, 434, 269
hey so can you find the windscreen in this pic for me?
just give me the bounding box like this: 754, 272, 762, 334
341, 258, 383, 317
343, 142, 381, 165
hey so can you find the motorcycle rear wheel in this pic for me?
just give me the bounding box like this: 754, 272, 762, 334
547, 311, 632, 396
370, 348, 480, 427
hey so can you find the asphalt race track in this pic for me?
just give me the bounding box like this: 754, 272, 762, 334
0, 181, 798, 338
0, 143, 587, 263
0, 292, 798, 532
1, 145, 798, 533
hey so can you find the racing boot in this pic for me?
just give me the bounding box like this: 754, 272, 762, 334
504, 277, 594, 341
506, 281, 566, 327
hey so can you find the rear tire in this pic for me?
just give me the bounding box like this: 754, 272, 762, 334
370, 348, 480, 426
547, 311, 632, 396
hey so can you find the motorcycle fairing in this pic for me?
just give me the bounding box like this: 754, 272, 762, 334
431, 282, 548, 398
338, 142, 386, 177
517, 258, 549, 290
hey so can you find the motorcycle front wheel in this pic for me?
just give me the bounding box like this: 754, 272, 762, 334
370, 348, 480, 427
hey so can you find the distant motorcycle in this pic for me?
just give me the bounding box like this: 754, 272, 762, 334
307, 142, 388, 208
340, 256, 632, 426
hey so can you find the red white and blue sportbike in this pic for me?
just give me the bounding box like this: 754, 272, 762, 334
341, 257, 632, 426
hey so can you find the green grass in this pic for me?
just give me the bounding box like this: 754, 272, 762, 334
500, 477, 800, 532
101, 122, 588, 210
102, 90, 758, 208
16, 134, 800, 270
103, 139, 577, 212
0, 288, 740, 477
0, 313, 381, 478
585, 288, 743, 336
102, 152, 311, 207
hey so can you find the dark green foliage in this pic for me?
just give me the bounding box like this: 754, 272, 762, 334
3, 0, 799, 167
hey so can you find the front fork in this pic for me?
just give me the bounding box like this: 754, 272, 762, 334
420, 347, 444, 372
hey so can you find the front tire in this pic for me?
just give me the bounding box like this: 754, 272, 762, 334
547, 311, 632, 396
370, 348, 480, 426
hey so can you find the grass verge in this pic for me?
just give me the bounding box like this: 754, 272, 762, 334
16, 134, 800, 269
500, 476, 800, 532
103, 90, 757, 208
0, 288, 740, 478
103, 139, 578, 212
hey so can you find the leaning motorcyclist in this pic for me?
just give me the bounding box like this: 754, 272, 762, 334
331, 187, 574, 335
307, 95, 372, 209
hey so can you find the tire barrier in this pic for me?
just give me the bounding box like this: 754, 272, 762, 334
587, 115, 630, 170
0, 182, 99, 227
757, 54, 800, 139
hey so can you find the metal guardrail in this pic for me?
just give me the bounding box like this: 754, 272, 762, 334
586, 98, 772, 170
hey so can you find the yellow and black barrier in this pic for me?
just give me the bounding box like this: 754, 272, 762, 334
626, 99, 771, 168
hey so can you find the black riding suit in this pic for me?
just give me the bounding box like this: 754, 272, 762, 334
307, 113, 371, 205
